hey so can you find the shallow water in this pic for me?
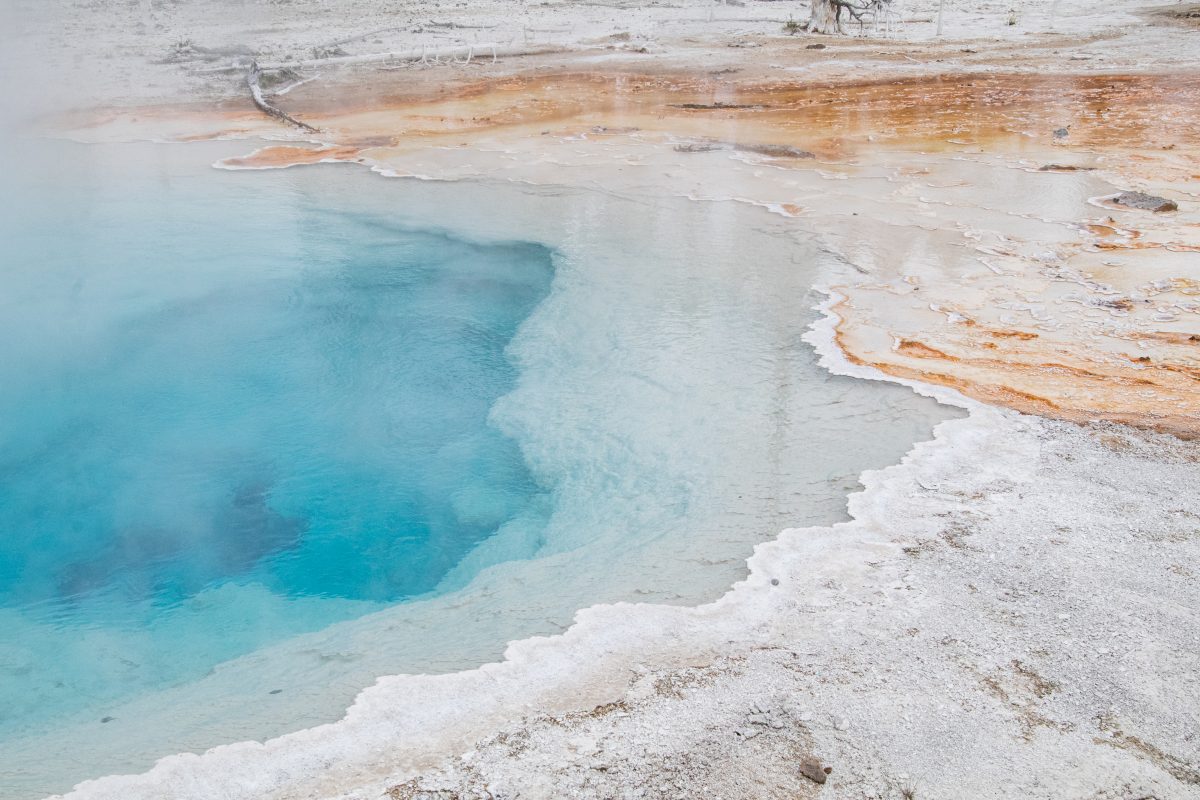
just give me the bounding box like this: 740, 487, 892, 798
0, 140, 955, 798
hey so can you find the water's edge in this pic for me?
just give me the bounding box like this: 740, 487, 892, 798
52, 246, 985, 800
5, 140, 964, 800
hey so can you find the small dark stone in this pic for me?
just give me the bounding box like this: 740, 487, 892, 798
1111, 191, 1178, 213
1038, 164, 1095, 172
799, 756, 832, 784
1053, 127, 1070, 139
806, 43, 827, 50
100, 716, 115, 724
736, 143, 815, 159
670, 102, 762, 110
771, 578, 780, 586
674, 142, 727, 153
269, 689, 283, 694
675, 140, 814, 159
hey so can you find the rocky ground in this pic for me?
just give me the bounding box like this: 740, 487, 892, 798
378, 414, 1200, 800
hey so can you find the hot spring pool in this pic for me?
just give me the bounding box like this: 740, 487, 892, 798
0, 139, 553, 726
0, 140, 956, 797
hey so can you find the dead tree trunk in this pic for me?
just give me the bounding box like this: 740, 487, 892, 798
809, 0, 869, 34
808, 0, 842, 33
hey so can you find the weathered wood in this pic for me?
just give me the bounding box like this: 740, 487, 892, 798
808, 0, 869, 34
197, 43, 565, 75
428, 21, 500, 30
809, 0, 842, 33
315, 26, 405, 50
246, 60, 318, 133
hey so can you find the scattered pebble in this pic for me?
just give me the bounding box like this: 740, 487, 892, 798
798, 756, 832, 785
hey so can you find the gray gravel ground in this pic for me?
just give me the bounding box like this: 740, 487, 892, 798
384, 418, 1200, 800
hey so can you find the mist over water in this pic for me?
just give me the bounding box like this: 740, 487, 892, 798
0, 137, 957, 799
0, 139, 553, 738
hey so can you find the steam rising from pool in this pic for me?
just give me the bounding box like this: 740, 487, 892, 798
0, 140, 956, 798
0, 140, 553, 740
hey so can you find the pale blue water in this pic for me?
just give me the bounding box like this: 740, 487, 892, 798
0, 141, 553, 741
0, 139, 960, 799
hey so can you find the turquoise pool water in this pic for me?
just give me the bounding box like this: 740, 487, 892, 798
0, 139, 957, 798
0, 141, 552, 741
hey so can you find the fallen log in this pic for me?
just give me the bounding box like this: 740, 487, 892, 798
197, 43, 569, 74
246, 60, 318, 133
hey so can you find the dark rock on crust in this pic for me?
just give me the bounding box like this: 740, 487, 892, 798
736, 143, 816, 159
1111, 191, 1179, 212
1038, 164, 1095, 172
669, 102, 764, 110
674, 141, 815, 159
674, 142, 727, 153
799, 756, 833, 784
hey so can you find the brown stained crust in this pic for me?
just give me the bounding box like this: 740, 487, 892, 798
380, 73, 1188, 164
66, 71, 1200, 156
1144, 3, 1200, 28
830, 301, 1200, 440
66, 68, 1200, 438
894, 339, 953, 360
1092, 239, 1200, 253
217, 144, 371, 168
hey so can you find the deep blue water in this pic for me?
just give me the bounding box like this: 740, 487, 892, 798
0, 142, 554, 736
